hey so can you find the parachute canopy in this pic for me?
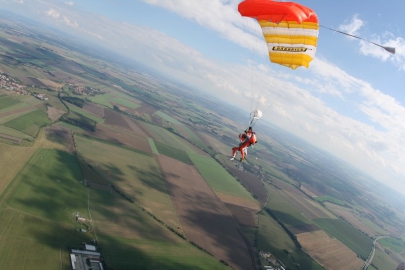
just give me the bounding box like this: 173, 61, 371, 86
238, 0, 319, 70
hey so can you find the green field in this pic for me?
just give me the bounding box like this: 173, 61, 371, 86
4, 148, 87, 221
265, 183, 314, 227
74, 135, 180, 229
62, 111, 97, 132
258, 211, 323, 270
91, 189, 228, 270
0, 148, 91, 269
314, 195, 346, 206
3, 108, 51, 137
314, 218, 373, 259
154, 140, 191, 164
370, 245, 398, 270
0, 100, 30, 114
378, 237, 405, 253
0, 126, 33, 140
0, 95, 20, 109
188, 152, 254, 200
155, 110, 182, 124
67, 104, 104, 123
90, 91, 140, 109
140, 122, 201, 153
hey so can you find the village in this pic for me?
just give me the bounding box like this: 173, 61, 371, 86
1, 71, 48, 100
0, 72, 27, 94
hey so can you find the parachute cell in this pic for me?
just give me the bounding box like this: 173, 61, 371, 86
238, 0, 319, 70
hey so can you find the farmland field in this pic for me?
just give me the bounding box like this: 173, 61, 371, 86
3, 108, 51, 137
378, 237, 405, 253
265, 183, 314, 227
0, 144, 35, 195
188, 152, 255, 200
80, 124, 152, 154
154, 140, 191, 164
0, 147, 92, 270
34, 125, 75, 152
4, 148, 87, 222
82, 102, 104, 117
156, 154, 252, 270
67, 104, 104, 123
370, 244, 399, 270
89, 188, 228, 270
325, 202, 378, 236
74, 135, 180, 229
297, 230, 364, 270
314, 218, 373, 259
0, 125, 33, 140
140, 121, 208, 155
228, 167, 268, 206
103, 108, 132, 130
257, 211, 323, 270
0, 95, 20, 109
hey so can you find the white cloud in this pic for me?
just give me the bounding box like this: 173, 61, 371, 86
64, 1, 74, 6
338, 14, 364, 36
62, 16, 78, 28
142, 0, 267, 56
46, 8, 60, 19
339, 15, 405, 71
14, 0, 23, 3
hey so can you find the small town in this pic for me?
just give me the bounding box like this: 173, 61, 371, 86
0, 72, 48, 100
0, 72, 27, 94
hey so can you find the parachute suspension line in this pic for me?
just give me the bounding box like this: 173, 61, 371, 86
319, 25, 396, 54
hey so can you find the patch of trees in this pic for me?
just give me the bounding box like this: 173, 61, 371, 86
61, 96, 85, 108
61, 113, 97, 132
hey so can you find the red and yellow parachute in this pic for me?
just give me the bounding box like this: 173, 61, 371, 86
238, 0, 319, 70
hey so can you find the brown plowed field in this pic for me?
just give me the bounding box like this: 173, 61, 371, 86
224, 203, 257, 228
81, 124, 151, 154
82, 102, 104, 117
228, 167, 268, 207
297, 230, 364, 270
123, 117, 148, 138
47, 106, 66, 122
135, 104, 159, 115
103, 108, 132, 130
156, 155, 253, 270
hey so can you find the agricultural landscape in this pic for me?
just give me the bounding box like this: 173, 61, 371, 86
0, 11, 405, 270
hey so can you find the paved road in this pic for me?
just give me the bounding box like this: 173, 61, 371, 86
362, 235, 389, 269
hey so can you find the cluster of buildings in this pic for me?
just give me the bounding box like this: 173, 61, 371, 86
0, 72, 27, 94
70, 243, 104, 270
33, 93, 49, 100
0, 72, 50, 100
68, 83, 102, 96
259, 251, 286, 270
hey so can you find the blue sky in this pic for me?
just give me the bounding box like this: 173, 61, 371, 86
1, 0, 405, 194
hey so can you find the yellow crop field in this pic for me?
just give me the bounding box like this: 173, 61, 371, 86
297, 230, 364, 270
